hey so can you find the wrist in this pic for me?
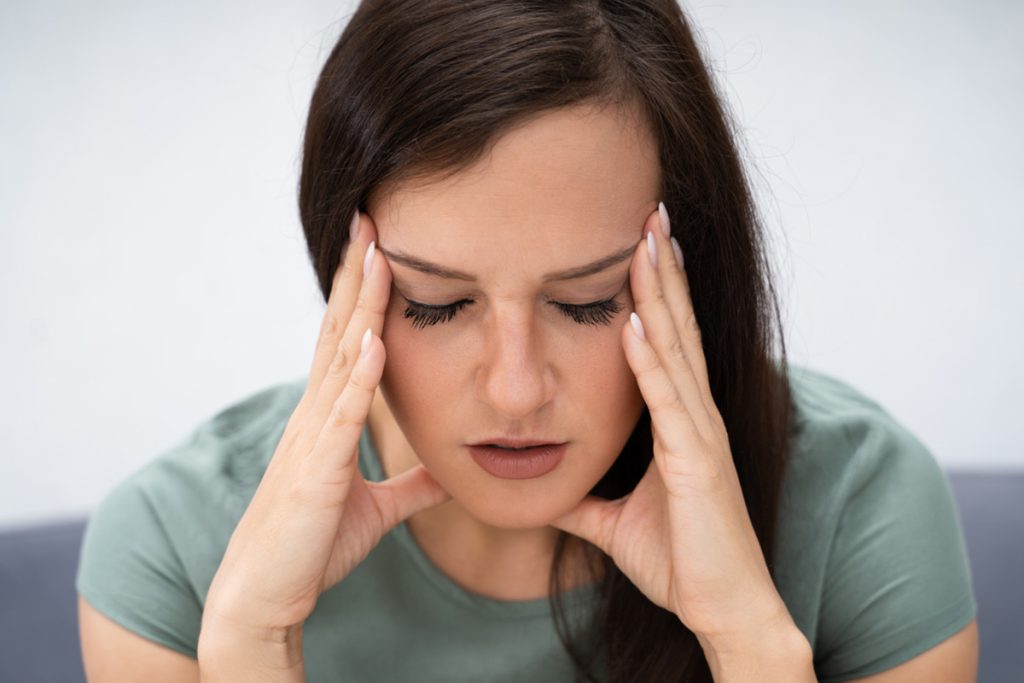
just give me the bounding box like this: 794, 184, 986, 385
693, 601, 815, 682
198, 615, 306, 682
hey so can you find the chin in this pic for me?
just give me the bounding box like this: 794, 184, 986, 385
461, 502, 563, 530
438, 475, 591, 531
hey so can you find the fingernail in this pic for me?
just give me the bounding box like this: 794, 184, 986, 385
671, 236, 684, 269
363, 241, 375, 281
646, 230, 658, 269
630, 312, 646, 341
360, 328, 372, 359
658, 201, 671, 238
349, 209, 360, 242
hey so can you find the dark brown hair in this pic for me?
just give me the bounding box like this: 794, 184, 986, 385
298, 1, 793, 680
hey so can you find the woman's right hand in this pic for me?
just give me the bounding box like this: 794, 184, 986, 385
200, 210, 452, 648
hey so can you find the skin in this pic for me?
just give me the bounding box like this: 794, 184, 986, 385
365, 100, 658, 600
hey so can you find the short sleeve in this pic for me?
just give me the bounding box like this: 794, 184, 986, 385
813, 420, 977, 682
75, 475, 203, 659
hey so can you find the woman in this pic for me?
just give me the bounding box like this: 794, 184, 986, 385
76, 1, 978, 681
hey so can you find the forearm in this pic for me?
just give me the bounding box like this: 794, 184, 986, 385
198, 618, 306, 683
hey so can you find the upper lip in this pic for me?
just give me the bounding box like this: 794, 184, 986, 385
469, 438, 566, 448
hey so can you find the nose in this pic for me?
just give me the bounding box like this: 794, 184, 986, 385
476, 307, 554, 420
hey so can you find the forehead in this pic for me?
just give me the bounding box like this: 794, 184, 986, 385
368, 102, 661, 261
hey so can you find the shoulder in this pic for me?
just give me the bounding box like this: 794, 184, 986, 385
776, 363, 976, 682
75, 376, 308, 658
100, 375, 309, 550
781, 362, 945, 515
131, 376, 307, 512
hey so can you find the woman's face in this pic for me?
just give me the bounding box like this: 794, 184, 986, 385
368, 102, 661, 529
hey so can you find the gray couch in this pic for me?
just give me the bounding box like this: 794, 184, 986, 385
1, 470, 1020, 682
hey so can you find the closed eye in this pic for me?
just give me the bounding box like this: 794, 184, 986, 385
402, 297, 624, 330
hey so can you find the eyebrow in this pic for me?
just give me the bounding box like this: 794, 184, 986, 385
376, 243, 637, 283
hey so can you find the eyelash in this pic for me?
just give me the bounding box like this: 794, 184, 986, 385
402, 297, 624, 330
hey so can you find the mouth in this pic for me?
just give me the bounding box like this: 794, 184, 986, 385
469, 439, 566, 450
466, 442, 569, 479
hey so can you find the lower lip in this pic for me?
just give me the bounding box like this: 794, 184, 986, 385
467, 444, 568, 480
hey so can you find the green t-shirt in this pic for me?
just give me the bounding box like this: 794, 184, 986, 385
75, 363, 976, 682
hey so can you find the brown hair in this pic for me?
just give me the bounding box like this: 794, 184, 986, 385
298, 1, 793, 680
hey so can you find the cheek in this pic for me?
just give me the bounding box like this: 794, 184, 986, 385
565, 322, 635, 391
562, 325, 643, 442
379, 307, 462, 428
380, 311, 424, 395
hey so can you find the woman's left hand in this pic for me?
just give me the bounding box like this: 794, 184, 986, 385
549, 203, 795, 650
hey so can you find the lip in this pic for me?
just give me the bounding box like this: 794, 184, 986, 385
467, 443, 568, 480
468, 438, 565, 448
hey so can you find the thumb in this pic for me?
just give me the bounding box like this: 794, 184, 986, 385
549, 494, 626, 556
370, 464, 452, 530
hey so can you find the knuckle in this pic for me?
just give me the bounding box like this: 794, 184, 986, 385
652, 284, 667, 305
714, 416, 730, 444
318, 312, 342, 345
276, 421, 303, 456
353, 293, 370, 316
664, 388, 686, 414
686, 314, 702, 343
366, 483, 397, 529
669, 249, 682, 273
347, 367, 373, 393
668, 335, 687, 364
691, 456, 725, 488
327, 342, 352, 379
649, 384, 683, 416
329, 270, 351, 301
638, 352, 661, 377
665, 452, 724, 493
277, 467, 317, 507
340, 244, 360, 277
329, 399, 362, 431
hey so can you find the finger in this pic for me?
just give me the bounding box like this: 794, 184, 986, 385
300, 328, 385, 488
629, 211, 716, 441
654, 201, 714, 415
307, 236, 392, 439
303, 210, 377, 412
622, 309, 703, 472
368, 464, 453, 531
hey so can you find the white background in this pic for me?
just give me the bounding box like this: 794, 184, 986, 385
2, 0, 1021, 530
